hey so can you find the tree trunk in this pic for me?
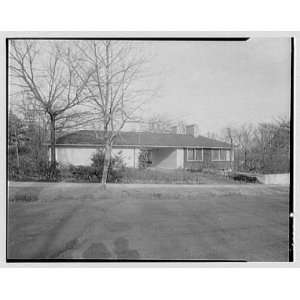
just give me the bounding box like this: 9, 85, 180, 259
229, 137, 233, 171
15, 140, 20, 174
14, 126, 20, 173
101, 41, 112, 189
261, 148, 265, 173
244, 150, 247, 171
101, 142, 112, 188
230, 147, 233, 171
49, 114, 56, 179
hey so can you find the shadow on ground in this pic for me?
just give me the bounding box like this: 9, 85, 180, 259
7, 182, 290, 261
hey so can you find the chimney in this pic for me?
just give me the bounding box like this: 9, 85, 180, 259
170, 126, 177, 134
186, 124, 198, 136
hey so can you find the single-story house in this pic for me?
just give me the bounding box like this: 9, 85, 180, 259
53, 127, 234, 170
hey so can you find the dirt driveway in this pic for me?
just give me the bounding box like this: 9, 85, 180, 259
7, 182, 290, 261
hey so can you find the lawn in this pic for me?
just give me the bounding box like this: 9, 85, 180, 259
57, 167, 237, 184
120, 168, 235, 184
7, 181, 290, 261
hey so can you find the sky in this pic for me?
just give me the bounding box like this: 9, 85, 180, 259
140, 38, 291, 135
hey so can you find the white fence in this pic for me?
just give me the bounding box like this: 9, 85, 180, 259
256, 173, 290, 185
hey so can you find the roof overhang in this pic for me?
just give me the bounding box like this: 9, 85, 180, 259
47, 143, 232, 149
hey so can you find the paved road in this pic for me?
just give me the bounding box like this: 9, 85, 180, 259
7, 182, 290, 261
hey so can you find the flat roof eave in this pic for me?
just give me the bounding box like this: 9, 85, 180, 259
45, 143, 232, 149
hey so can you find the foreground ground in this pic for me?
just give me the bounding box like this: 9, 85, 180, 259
7, 182, 289, 261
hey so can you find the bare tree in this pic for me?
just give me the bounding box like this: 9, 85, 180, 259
8, 110, 28, 174
143, 113, 190, 134
235, 124, 254, 171
206, 131, 219, 140
220, 116, 290, 174
221, 127, 235, 170
146, 114, 173, 133
220, 124, 253, 172
252, 121, 289, 173
9, 40, 92, 178
77, 40, 153, 187
145, 114, 186, 134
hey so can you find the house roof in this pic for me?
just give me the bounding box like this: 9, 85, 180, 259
55, 130, 231, 148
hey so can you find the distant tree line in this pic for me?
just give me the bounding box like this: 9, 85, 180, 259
219, 117, 290, 174
8, 109, 49, 180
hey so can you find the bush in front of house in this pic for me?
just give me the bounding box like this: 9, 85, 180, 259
91, 150, 126, 182
120, 167, 238, 184
8, 148, 60, 181
63, 150, 126, 183
228, 172, 259, 183
67, 165, 95, 182
121, 168, 205, 184
186, 166, 203, 172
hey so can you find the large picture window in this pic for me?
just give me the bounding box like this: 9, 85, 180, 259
220, 149, 227, 161
212, 149, 220, 161
211, 149, 231, 161
187, 148, 203, 161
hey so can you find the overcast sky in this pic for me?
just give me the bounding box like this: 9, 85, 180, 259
141, 38, 291, 135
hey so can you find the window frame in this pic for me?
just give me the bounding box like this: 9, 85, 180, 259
211, 149, 231, 162
186, 148, 203, 161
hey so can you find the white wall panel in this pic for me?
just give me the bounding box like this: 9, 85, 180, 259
55, 147, 140, 168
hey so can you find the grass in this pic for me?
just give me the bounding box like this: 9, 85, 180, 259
7, 182, 289, 261
11, 164, 246, 185
121, 168, 234, 184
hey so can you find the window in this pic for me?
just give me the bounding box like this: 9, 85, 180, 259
187, 148, 203, 161
226, 150, 231, 161
212, 149, 219, 161
211, 149, 231, 161
195, 149, 202, 160
220, 149, 227, 161
187, 149, 194, 160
